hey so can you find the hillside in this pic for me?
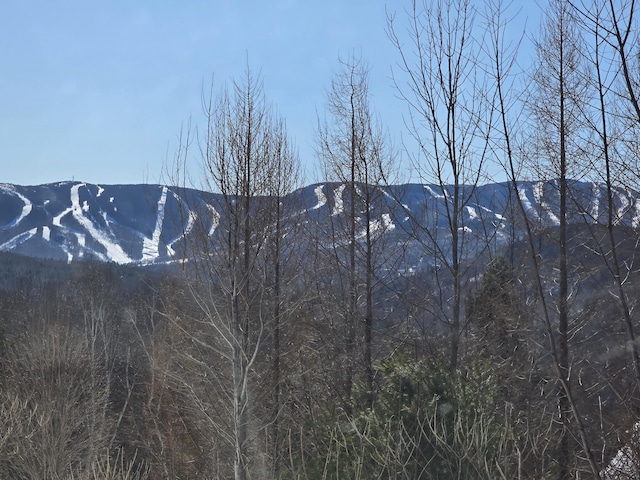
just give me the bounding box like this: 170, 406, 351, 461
1, 180, 639, 268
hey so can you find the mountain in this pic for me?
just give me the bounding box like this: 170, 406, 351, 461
1, 180, 639, 267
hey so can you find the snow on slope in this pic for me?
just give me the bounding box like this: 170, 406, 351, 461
68, 183, 132, 264
332, 184, 346, 216
142, 186, 168, 263
0, 228, 37, 251
590, 182, 600, 221
0, 184, 32, 227
0, 180, 638, 267
424, 185, 446, 199
311, 185, 327, 210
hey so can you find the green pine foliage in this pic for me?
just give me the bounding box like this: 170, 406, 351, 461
290, 350, 519, 479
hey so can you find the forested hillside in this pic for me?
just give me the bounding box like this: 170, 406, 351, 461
4, 0, 640, 479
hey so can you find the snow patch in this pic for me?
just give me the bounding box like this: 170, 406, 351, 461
207, 204, 220, 237
358, 213, 395, 239
0, 184, 33, 227
332, 184, 346, 216
0, 228, 37, 251
518, 188, 539, 220
142, 186, 168, 262
424, 185, 446, 199
311, 185, 327, 210
97, 186, 104, 197
590, 182, 600, 222
70, 183, 132, 264
42, 226, 50, 241
601, 422, 640, 479
533, 182, 560, 225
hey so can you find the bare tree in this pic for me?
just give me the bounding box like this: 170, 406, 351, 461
169, 66, 301, 480
316, 54, 396, 401
0, 323, 121, 479
261, 110, 303, 478
387, 0, 498, 370
527, 2, 603, 477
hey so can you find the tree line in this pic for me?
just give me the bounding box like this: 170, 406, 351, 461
3, 0, 640, 478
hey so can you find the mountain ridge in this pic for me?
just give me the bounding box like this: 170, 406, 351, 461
1, 179, 638, 266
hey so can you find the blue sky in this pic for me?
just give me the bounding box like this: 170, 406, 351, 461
1, 1, 541, 186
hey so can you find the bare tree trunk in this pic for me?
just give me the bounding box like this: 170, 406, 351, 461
387, 0, 495, 371
169, 66, 300, 479
317, 54, 394, 403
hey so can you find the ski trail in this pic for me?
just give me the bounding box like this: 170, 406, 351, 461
616, 189, 631, 225
165, 191, 197, 258
590, 182, 600, 222
0, 184, 32, 227
424, 185, 446, 199
0, 228, 37, 251
311, 185, 327, 210
207, 204, 220, 236
142, 186, 168, 262
69, 183, 132, 264
332, 184, 345, 216
518, 186, 540, 221
533, 182, 560, 225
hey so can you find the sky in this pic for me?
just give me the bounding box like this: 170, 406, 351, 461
1, 1, 542, 187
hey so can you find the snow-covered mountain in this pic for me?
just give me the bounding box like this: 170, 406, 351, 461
1, 180, 639, 266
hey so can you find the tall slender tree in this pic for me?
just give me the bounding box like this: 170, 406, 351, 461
316, 54, 395, 401
170, 66, 300, 480
387, 0, 497, 370
528, 2, 601, 477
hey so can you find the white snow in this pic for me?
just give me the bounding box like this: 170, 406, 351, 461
332, 184, 346, 216
96, 186, 104, 197
634, 198, 640, 230
518, 188, 539, 220
0, 228, 37, 251
207, 204, 220, 237
465, 205, 478, 220
382, 213, 394, 231
533, 182, 560, 225
590, 182, 600, 222
357, 213, 395, 239
616, 190, 631, 225
0, 184, 32, 227
42, 226, 50, 241
142, 186, 168, 262
424, 185, 446, 199
311, 185, 327, 210
53, 202, 72, 227
165, 191, 197, 259
69, 183, 132, 264
601, 423, 640, 479
382, 189, 409, 211
601, 446, 640, 479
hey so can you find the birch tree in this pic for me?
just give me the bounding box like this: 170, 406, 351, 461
170, 66, 301, 480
